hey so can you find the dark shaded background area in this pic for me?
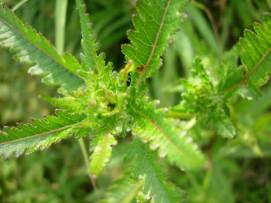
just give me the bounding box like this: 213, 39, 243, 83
0, 0, 271, 202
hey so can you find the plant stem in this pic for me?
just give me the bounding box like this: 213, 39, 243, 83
78, 138, 97, 190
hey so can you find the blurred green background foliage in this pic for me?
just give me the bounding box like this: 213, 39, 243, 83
0, 0, 271, 202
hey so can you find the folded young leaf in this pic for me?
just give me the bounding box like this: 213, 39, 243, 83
0, 112, 85, 158
0, 6, 84, 91
239, 15, 271, 88
122, 0, 187, 79
89, 134, 117, 177
131, 101, 205, 170
128, 139, 182, 203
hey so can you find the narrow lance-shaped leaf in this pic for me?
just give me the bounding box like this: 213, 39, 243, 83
131, 101, 205, 170
122, 0, 187, 79
0, 112, 85, 158
89, 134, 117, 177
0, 6, 83, 91
238, 15, 271, 88
128, 139, 182, 203
76, 0, 100, 70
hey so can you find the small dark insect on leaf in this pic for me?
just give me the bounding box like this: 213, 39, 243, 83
126, 72, 131, 86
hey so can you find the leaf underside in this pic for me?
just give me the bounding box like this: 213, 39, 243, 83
0, 6, 84, 91
131, 101, 205, 170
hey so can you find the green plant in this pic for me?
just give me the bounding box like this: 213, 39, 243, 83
0, 0, 271, 202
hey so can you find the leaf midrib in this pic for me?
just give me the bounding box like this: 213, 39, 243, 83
142, 0, 172, 71
250, 46, 271, 76
0, 122, 80, 145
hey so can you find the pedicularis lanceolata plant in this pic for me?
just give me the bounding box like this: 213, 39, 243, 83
0, 0, 271, 202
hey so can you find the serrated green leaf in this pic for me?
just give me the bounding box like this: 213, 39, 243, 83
173, 58, 236, 138
131, 101, 205, 170
100, 178, 144, 203
0, 112, 85, 158
0, 6, 84, 91
128, 139, 182, 203
75, 0, 113, 80
89, 134, 117, 176
122, 0, 187, 79
76, 0, 100, 71
239, 15, 271, 88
